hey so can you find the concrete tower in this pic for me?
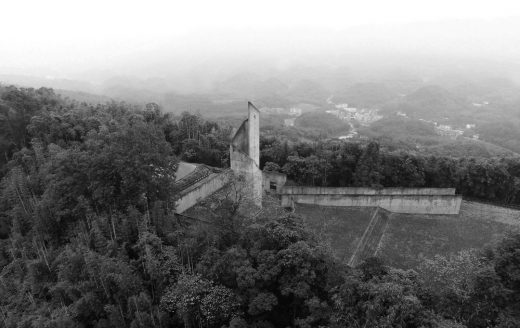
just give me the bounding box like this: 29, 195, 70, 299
230, 102, 263, 208
248, 102, 260, 166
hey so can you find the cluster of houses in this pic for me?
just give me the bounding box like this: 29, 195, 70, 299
261, 101, 382, 139
326, 103, 383, 125
435, 124, 465, 139
259, 106, 304, 127
260, 107, 304, 127
472, 101, 490, 107
397, 112, 480, 140
260, 101, 481, 142
283, 118, 296, 127
259, 106, 302, 116
412, 117, 478, 140
260, 102, 382, 131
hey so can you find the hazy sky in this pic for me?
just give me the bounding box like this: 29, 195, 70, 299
2, 0, 520, 83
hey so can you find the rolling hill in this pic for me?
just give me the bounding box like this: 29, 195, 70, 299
297, 200, 520, 269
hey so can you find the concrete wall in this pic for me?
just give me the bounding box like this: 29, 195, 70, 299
229, 102, 263, 208
281, 189, 462, 214
231, 119, 248, 154
248, 102, 260, 166
230, 148, 263, 207
281, 186, 456, 196
175, 172, 231, 213
262, 171, 287, 193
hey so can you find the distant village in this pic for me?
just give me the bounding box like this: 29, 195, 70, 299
259, 106, 303, 128
260, 100, 383, 140
326, 103, 383, 125
325, 103, 383, 139
397, 111, 479, 140
260, 99, 483, 141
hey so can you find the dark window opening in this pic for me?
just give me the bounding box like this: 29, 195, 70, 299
270, 181, 277, 191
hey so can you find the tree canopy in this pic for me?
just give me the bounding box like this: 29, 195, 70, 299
1, 86, 520, 328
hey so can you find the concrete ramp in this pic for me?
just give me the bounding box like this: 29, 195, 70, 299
175, 162, 197, 181
174, 171, 231, 214
296, 200, 520, 269
173, 163, 232, 214
295, 204, 376, 264
349, 208, 390, 266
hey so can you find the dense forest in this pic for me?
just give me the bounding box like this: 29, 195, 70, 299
260, 138, 520, 205
1, 86, 520, 327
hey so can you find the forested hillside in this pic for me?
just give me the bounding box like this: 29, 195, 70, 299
1, 86, 520, 327
261, 138, 520, 205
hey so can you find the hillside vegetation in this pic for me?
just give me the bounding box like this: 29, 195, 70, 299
2, 85, 520, 327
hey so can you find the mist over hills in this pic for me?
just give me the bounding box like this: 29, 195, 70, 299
3, 58, 519, 105
3, 16, 520, 93
3, 59, 520, 158
6, 0, 520, 326
2, 15, 520, 159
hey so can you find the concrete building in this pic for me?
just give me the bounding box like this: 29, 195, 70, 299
289, 107, 302, 116
436, 124, 464, 139
172, 102, 264, 213
172, 101, 461, 216
284, 118, 296, 127
262, 171, 287, 193
172, 162, 231, 213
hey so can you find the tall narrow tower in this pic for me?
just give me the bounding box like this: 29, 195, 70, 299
248, 102, 260, 166
229, 102, 263, 208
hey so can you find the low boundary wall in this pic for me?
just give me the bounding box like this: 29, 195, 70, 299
281, 187, 456, 196
175, 171, 231, 213
280, 187, 461, 214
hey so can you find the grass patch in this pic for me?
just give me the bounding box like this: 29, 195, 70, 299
378, 212, 518, 268
295, 204, 375, 263
297, 201, 520, 269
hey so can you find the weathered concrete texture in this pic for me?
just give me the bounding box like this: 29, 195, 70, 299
175, 162, 197, 181
175, 171, 232, 213
231, 119, 249, 155
281, 193, 462, 214
262, 171, 287, 193
248, 102, 260, 166
229, 102, 263, 208
172, 165, 213, 194
230, 149, 263, 206
281, 186, 456, 196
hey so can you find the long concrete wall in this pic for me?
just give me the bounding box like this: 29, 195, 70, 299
281, 186, 456, 196
280, 187, 462, 214
175, 172, 231, 213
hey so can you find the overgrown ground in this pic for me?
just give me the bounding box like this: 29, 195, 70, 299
298, 201, 520, 269
295, 204, 374, 264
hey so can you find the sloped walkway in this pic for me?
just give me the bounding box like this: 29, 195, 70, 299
173, 164, 213, 195
348, 208, 390, 266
